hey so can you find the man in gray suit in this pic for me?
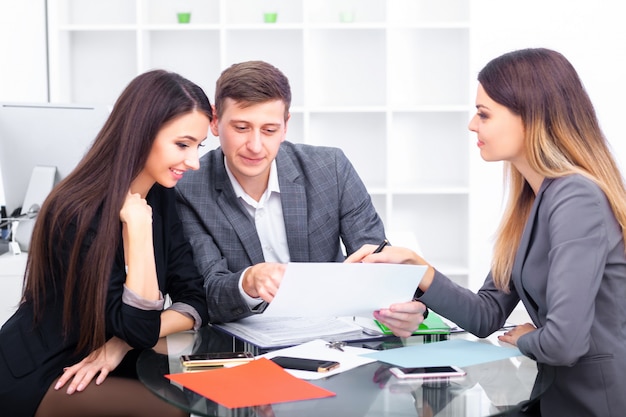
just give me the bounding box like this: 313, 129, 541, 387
176, 61, 427, 335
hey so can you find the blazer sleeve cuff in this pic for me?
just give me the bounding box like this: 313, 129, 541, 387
122, 285, 165, 311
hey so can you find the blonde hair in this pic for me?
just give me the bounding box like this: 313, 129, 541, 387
480, 48, 626, 291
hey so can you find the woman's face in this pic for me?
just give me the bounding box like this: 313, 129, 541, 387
468, 84, 525, 164
132, 110, 210, 196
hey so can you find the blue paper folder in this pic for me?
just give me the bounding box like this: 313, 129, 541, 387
362, 338, 523, 368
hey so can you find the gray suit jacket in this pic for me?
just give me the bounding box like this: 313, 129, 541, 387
421, 175, 626, 416
176, 141, 385, 323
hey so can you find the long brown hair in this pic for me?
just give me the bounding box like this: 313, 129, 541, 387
480, 48, 626, 291
23, 70, 212, 352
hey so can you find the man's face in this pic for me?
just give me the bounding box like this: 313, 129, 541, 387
212, 98, 289, 196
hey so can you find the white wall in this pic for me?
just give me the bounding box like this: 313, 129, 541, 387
472, 0, 626, 158
0, 0, 47, 101
0, 0, 48, 207
468, 0, 626, 287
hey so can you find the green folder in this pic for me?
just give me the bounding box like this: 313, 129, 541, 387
375, 312, 451, 335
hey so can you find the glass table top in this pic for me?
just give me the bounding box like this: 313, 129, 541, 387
137, 325, 537, 417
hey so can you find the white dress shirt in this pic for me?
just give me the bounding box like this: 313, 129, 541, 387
224, 158, 290, 308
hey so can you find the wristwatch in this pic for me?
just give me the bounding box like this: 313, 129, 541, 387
413, 289, 429, 318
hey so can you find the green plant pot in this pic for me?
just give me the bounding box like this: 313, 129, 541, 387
263, 12, 278, 23
339, 11, 355, 23
177, 12, 191, 24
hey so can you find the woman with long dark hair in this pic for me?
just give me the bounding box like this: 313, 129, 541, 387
0, 69, 211, 417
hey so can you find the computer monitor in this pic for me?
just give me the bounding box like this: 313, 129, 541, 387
0, 102, 111, 216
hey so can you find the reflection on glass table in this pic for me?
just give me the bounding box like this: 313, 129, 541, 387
136, 325, 537, 417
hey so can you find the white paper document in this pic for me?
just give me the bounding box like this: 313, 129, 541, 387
260, 339, 378, 380
214, 315, 364, 348
262, 262, 427, 317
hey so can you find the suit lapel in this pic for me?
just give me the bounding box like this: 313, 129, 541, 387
212, 152, 265, 264
512, 178, 552, 322
276, 147, 309, 262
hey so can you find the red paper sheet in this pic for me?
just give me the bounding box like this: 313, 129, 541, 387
165, 357, 335, 408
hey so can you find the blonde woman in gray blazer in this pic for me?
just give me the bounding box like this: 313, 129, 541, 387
348, 48, 626, 416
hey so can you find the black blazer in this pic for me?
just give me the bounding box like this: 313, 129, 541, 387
0, 184, 208, 417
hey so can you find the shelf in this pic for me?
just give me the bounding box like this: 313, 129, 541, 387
58, 25, 138, 31
307, 29, 386, 108
386, 188, 470, 195
143, 0, 220, 25
387, 0, 469, 25
390, 194, 469, 269
60, 0, 136, 25
389, 112, 470, 189
47, 0, 472, 285
388, 28, 470, 107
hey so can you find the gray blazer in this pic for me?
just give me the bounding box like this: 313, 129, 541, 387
421, 175, 626, 416
176, 141, 385, 323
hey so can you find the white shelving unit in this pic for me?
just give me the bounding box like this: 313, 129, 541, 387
47, 0, 472, 286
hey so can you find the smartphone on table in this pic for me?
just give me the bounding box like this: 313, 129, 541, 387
389, 365, 466, 379
270, 356, 340, 373
180, 351, 254, 369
